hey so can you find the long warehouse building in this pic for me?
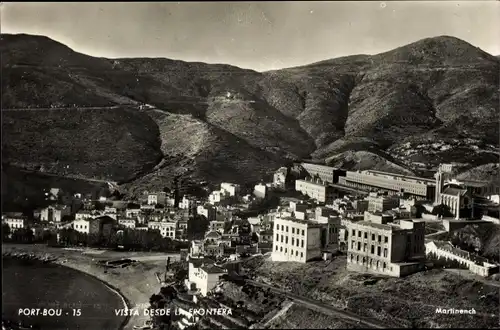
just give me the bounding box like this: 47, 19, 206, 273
338, 170, 436, 200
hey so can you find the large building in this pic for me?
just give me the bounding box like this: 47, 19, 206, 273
272, 214, 339, 263
434, 164, 489, 219
346, 218, 425, 277
339, 170, 436, 200
295, 178, 335, 204
301, 163, 336, 184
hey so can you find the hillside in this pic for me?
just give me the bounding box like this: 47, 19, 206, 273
1, 34, 499, 195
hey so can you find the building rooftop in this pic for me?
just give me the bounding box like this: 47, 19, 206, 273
201, 265, 227, 274
205, 231, 222, 239
362, 170, 435, 184
442, 187, 467, 196
279, 217, 322, 228
351, 220, 403, 231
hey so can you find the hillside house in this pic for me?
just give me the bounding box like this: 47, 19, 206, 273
2, 213, 29, 231
41, 205, 71, 223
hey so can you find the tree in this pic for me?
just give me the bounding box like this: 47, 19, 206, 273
187, 215, 209, 240
2, 223, 11, 241
251, 232, 259, 243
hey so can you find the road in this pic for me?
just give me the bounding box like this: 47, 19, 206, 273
14, 167, 118, 186
2, 105, 126, 111
244, 279, 388, 329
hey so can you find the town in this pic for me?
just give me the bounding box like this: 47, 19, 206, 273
3, 161, 500, 329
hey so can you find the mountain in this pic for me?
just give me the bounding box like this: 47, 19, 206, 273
2, 34, 499, 196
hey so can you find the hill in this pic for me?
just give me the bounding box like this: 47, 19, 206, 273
1, 34, 499, 196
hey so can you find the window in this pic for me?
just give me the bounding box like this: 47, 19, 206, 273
285, 237, 288, 244
384, 236, 388, 243
300, 252, 303, 258
292, 238, 295, 245
372, 234, 375, 240
286, 226, 289, 232
383, 248, 387, 258
358, 231, 361, 237
280, 246, 283, 252
378, 235, 381, 243
275, 245, 278, 251
364, 232, 367, 239
276, 234, 279, 241
301, 240, 304, 248
352, 229, 355, 236
377, 246, 381, 256
302, 230, 305, 236
371, 245, 375, 254
280, 235, 283, 243
351, 241, 355, 249
296, 250, 298, 256
292, 228, 295, 234
285, 248, 287, 253
363, 243, 367, 252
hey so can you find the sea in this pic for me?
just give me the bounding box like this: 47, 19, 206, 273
2, 257, 126, 330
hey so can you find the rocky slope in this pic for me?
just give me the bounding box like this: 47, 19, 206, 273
1, 33, 499, 194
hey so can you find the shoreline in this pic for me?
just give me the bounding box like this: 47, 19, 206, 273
2, 246, 168, 330
56, 260, 132, 330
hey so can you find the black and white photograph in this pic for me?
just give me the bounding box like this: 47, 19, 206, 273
1, 1, 500, 329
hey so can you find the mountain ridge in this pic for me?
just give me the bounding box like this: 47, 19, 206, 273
2, 33, 499, 196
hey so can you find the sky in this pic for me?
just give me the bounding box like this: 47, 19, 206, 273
2, 1, 499, 71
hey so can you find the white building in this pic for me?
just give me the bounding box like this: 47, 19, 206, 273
125, 207, 141, 218
295, 178, 335, 204
197, 204, 216, 221
148, 192, 167, 205
2, 213, 28, 231
104, 206, 118, 220
179, 196, 195, 210
209, 190, 226, 204
253, 183, 267, 199
148, 221, 177, 239
75, 210, 95, 221
118, 218, 136, 229
272, 217, 327, 263
190, 241, 204, 257
209, 220, 225, 233
220, 183, 240, 197
40, 205, 71, 222
273, 167, 288, 189
187, 257, 226, 296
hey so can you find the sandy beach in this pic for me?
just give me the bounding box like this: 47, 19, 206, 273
2, 244, 180, 330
